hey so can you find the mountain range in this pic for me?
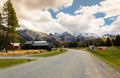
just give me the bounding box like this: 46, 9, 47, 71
18, 29, 116, 43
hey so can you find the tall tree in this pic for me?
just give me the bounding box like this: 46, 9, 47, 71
105, 37, 112, 47
2, 0, 19, 52
0, 13, 2, 25
114, 35, 120, 46
0, 12, 3, 45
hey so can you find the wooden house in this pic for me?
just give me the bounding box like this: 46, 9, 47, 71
22, 41, 34, 49
8, 43, 21, 50
23, 41, 52, 51
31, 41, 52, 51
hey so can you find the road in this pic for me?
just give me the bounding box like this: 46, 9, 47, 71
0, 49, 120, 78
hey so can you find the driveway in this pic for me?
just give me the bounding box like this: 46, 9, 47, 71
0, 49, 120, 78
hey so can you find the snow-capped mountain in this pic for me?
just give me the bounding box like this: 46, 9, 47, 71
77, 33, 100, 42
52, 32, 76, 42
18, 29, 117, 43
102, 33, 116, 38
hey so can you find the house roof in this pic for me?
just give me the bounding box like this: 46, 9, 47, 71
11, 43, 20, 46
25, 41, 33, 44
32, 41, 49, 46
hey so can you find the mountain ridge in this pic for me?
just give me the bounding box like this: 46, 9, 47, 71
18, 29, 117, 43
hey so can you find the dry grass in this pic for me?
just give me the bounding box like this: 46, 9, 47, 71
0, 50, 47, 56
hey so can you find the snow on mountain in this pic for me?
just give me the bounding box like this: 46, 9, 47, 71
77, 33, 100, 42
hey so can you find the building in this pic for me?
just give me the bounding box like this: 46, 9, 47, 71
23, 41, 52, 51
88, 45, 95, 50
8, 43, 21, 50
22, 41, 34, 49
96, 46, 108, 50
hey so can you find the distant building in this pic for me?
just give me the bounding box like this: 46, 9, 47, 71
8, 43, 21, 50
88, 45, 95, 50
96, 46, 108, 50
23, 41, 34, 49
23, 41, 52, 51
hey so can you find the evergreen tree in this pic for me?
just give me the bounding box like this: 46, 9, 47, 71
0, 13, 2, 25
105, 37, 112, 47
0, 12, 3, 45
114, 35, 120, 46
99, 39, 105, 46
2, 0, 19, 52
89, 41, 93, 45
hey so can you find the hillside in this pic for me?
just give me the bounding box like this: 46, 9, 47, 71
18, 29, 48, 41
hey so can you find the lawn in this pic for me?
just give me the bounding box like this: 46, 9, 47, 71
0, 59, 34, 69
88, 48, 120, 71
32, 49, 68, 57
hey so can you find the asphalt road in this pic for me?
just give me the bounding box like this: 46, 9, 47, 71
0, 49, 120, 78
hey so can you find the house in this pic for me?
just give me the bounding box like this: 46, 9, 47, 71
8, 43, 21, 50
88, 45, 95, 50
22, 41, 34, 49
23, 41, 52, 51
31, 41, 52, 51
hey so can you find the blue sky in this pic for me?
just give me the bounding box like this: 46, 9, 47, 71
49, 0, 103, 18
1, 0, 119, 35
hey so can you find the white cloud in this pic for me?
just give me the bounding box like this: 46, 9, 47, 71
74, 0, 120, 35
18, 10, 67, 34
56, 12, 91, 34
109, 16, 120, 34
99, 0, 120, 18
0, 0, 73, 34
13, 0, 73, 34
0, 0, 6, 9
12, 0, 73, 11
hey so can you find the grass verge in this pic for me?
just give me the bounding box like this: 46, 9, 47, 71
32, 49, 68, 57
88, 48, 120, 71
0, 59, 34, 69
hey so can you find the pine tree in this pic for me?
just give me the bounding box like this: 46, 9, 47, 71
114, 35, 120, 46
0, 12, 3, 45
2, 0, 19, 52
105, 37, 112, 47
0, 13, 2, 25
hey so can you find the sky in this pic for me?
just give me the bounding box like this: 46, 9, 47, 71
0, 0, 120, 36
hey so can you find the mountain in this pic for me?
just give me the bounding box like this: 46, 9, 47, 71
18, 30, 100, 43
19, 29, 117, 44
52, 32, 76, 42
102, 34, 116, 38
18, 29, 48, 41
77, 33, 100, 42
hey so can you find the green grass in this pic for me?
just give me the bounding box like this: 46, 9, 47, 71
0, 59, 34, 69
88, 48, 120, 71
32, 49, 68, 57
